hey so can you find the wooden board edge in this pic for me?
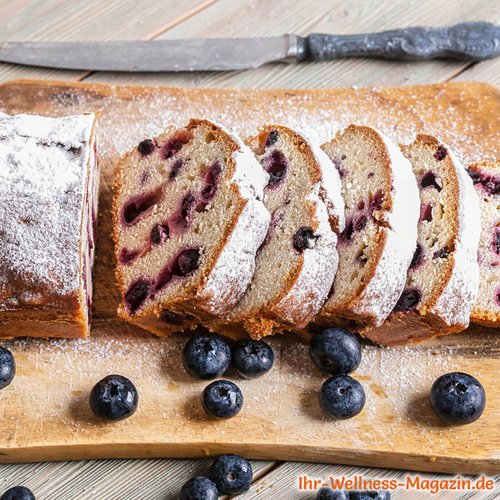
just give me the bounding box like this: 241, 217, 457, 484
0, 442, 497, 475
0, 78, 499, 101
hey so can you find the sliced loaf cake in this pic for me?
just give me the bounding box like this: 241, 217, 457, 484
316, 125, 420, 330
113, 119, 270, 337
468, 161, 500, 327
366, 135, 481, 345
213, 125, 345, 339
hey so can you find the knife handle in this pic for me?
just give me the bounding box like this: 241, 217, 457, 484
296, 22, 500, 62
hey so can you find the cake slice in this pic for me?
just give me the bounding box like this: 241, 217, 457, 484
212, 125, 345, 339
0, 112, 99, 338
366, 135, 481, 345
467, 161, 500, 327
316, 125, 420, 330
113, 119, 270, 337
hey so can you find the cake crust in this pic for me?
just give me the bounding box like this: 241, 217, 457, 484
0, 112, 99, 339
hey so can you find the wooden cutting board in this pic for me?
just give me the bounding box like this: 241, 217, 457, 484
0, 79, 498, 474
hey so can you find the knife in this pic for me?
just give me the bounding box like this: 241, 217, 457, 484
0, 22, 498, 72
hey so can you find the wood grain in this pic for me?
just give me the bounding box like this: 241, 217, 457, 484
0, 79, 498, 476
85, 0, 500, 89
0, 0, 216, 83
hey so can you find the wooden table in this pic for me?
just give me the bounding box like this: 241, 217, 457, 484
0, 1, 498, 498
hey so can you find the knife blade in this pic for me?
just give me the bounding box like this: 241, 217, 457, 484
0, 37, 298, 72
0, 22, 498, 72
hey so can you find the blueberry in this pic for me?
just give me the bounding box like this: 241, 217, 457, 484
320, 375, 366, 419
208, 454, 252, 495
316, 487, 349, 499
182, 333, 231, 380
180, 476, 218, 500
232, 339, 274, 379
0, 486, 35, 500
202, 380, 243, 419
429, 372, 486, 424
350, 492, 390, 500
89, 374, 139, 421
310, 328, 361, 375
0, 347, 15, 390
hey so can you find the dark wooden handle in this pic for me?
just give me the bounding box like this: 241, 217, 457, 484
297, 22, 500, 61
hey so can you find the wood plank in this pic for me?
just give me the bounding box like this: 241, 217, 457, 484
237, 462, 500, 499
0, 80, 498, 474
0, 0, 216, 83
86, 0, 499, 88
452, 59, 500, 87
0, 458, 273, 499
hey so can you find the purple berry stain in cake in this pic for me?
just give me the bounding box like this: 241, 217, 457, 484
160, 130, 192, 160
331, 155, 347, 178
137, 139, 156, 157
293, 227, 318, 253
467, 168, 500, 196
197, 162, 222, 211
170, 192, 196, 233
433, 145, 448, 161
264, 150, 288, 189
353, 214, 367, 232
172, 248, 201, 276
420, 171, 442, 191
122, 187, 162, 226
151, 223, 170, 246
265, 130, 279, 148
125, 279, 150, 313
419, 203, 433, 223
410, 243, 424, 269
340, 219, 354, 243
495, 289, 500, 307
369, 189, 385, 211
433, 246, 451, 259
491, 228, 500, 255
169, 159, 185, 180
394, 288, 422, 312
119, 247, 141, 265
153, 247, 202, 293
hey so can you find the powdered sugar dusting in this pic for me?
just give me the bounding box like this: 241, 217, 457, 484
0, 112, 96, 308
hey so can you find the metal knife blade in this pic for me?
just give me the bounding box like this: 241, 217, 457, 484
0, 37, 299, 72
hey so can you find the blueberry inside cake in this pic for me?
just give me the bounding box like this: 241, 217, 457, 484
316, 125, 420, 330
468, 161, 500, 327
0, 112, 99, 338
366, 135, 481, 345
213, 125, 344, 339
113, 119, 270, 337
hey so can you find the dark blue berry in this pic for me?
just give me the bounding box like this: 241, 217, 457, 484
89, 374, 138, 421
316, 487, 349, 499
0, 486, 35, 500
393, 288, 421, 312
0, 347, 16, 390
320, 375, 365, 419
232, 339, 274, 379
293, 226, 318, 252
429, 372, 486, 424
208, 454, 252, 495
180, 476, 218, 500
310, 328, 361, 375
182, 333, 231, 380
202, 380, 243, 419
350, 492, 390, 500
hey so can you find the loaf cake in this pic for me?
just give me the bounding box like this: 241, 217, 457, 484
0, 112, 99, 338
316, 125, 420, 330
468, 161, 500, 327
113, 119, 270, 337
213, 125, 345, 339
366, 135, 481, 345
